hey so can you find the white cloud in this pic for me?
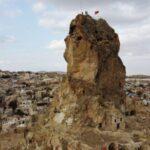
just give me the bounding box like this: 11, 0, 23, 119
121, 54, 150, 75
0, 60, 5, 64
0, 60, 10, 64
38, 17, 68, 32
0, 35, 16, 48
2, 0, 149, 74
0, 0, 21, 5
0, 9, 23, 17
46, 40, 65, 51
126, 52, 133, 56
121, 24, 150, 43
0, 0, 8, 4
119, 22, 150, 57
0, 0, 23, 17
30, 0, 150, 74
5, 35, 16, 43
32, 1, 46, 13
39, 18, 54, 28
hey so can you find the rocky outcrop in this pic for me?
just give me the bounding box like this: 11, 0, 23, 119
0, 14, 150, 150
57, 14, 126, 129
25, 14, 127, 149
24, 14, 149, 150
64, 14, 125, 106
58, 17, 126, 132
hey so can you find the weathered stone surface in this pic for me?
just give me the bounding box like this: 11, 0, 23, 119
55, 14, 126, 131
26, 14, 127, 149
64, 14, 125, 106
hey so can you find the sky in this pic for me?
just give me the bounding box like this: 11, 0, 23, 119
0, 0, 150, 75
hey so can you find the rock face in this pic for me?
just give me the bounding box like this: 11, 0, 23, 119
64, 14, 125, 106
57, 14, 126, 128
27, 14, 128, 149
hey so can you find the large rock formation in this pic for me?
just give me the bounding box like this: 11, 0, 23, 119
56, 14, 126, 129
64, 14, 125, 106
26, 14, 136, 149
1, 14, 149, 150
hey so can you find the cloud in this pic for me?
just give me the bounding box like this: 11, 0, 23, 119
0, 0, 23, 17
32, 1, 79, 33
119, 23, 150, 56
0, 35, 16, 43
32, 0, 150, 31
52, 0, 149, 31
0, 60, 10, 65
32, 1, 46, 13
0, 9, 23, 17
0, 0, 8, 4
46, 40, 65, 51
0, 60, 5, 64
0, 0, 140, 74
30, 0, 150, 74
121, 54, 150, 75
0, 0, 18, 5
0, 35, 16, 48
38, 17, 68, 33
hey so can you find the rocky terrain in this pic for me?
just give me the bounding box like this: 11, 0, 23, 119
0, 71, 63, 132
0, 72, 149, 150
0, 14, 150, 150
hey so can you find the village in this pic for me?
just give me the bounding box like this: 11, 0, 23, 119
0, 70, 63, 132
0, 70, 149, 133
125, 78, 150, 106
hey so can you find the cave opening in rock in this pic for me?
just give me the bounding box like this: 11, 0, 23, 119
117, 123, 120, 129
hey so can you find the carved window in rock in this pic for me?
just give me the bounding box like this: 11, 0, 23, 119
77, 36, 82, 41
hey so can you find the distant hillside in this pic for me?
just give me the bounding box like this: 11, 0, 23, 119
127, 75, 150, 79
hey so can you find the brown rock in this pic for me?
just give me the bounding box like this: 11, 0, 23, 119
57, 14, 126, 129
27, 14, 127, 149
64, 14, 125, 106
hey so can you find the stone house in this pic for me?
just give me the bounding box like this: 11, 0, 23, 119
0, 107, 3, 113
4, 108, 13, 116
19, 100, 32, 109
